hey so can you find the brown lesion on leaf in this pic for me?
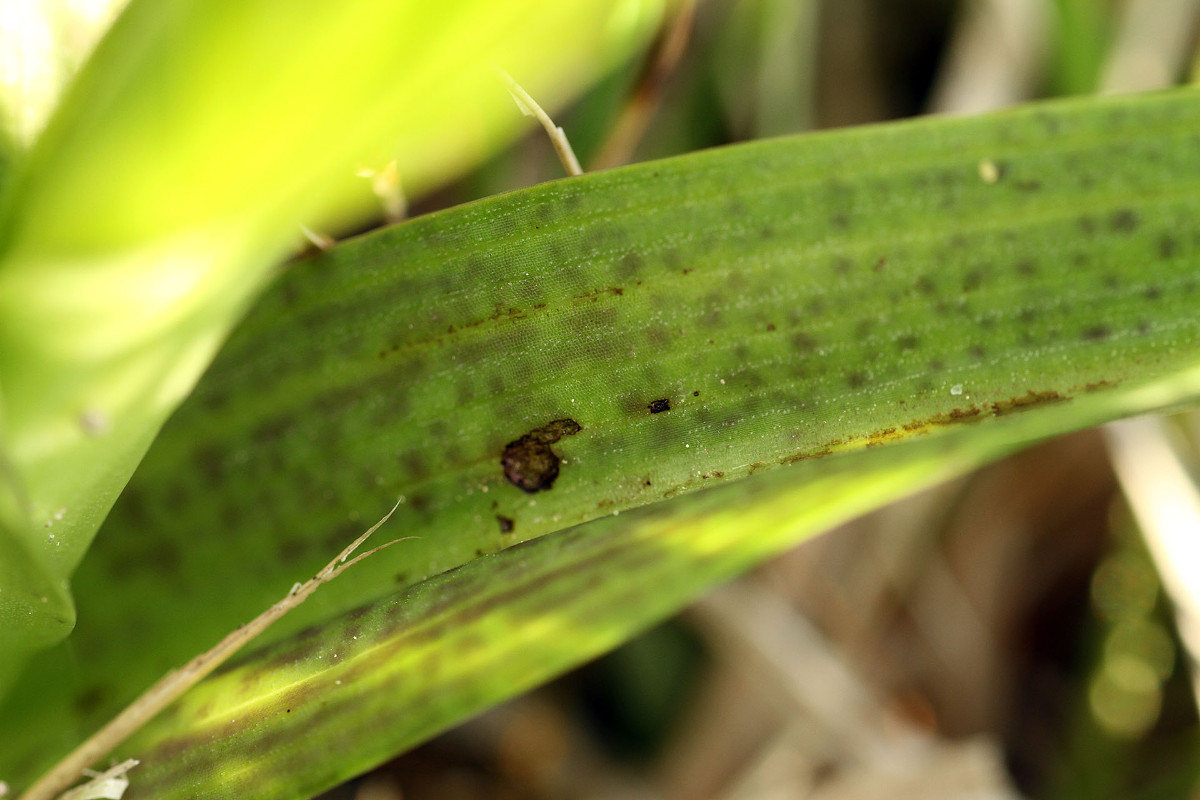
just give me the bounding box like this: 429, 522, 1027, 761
989, 389, 1066, 416
782, 447, 834, 464
775, 385, 1091, 470
940, 405, 985, 423
496, 515, 515, 534
901, 404, 985, 432
501, 418, 583, 493
572, 286, 626, 303
648, 398, 671, 414
867, 426, 900, 445
899, 390, 1071, 435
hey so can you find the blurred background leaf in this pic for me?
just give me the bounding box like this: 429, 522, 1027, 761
0, 0, 129, 148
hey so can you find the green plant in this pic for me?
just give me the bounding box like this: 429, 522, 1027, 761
2, 2, 1200, 798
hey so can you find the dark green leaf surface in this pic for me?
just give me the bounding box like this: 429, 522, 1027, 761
5, 87, 1200, 794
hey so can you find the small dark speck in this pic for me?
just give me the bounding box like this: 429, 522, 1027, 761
968, 345, 987, 360
766, 323, 776, 332
1016, 179, 1042, 192
847, 372, 867, 389
897, 333, 920, 351
1144, 286, 1162, 301
1037, 112, 1063, 135
1110, 209, 1138, 233
1159, 235, 1179, 259
618, 252, 644, 279
874, 257, 887, 272
914, 276, 937, 295
692, 391, 700, 397
496, 515, 515, 534
1082, 325, 1111, 341
648, 398, 671, 414
791, 333, 817, 353
1015, 260, 1037, 276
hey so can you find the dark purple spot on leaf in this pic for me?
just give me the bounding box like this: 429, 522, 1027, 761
501, 418, 582, 493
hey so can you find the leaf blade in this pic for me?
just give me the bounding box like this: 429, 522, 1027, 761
7, 86, 1200, 792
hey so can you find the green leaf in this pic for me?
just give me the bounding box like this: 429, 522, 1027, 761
0, 522, 73, 687
6, 86, 1200, 794
103, 368, 1200, 799
1047, 0, 1114, 95
0, 0, 665, 665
